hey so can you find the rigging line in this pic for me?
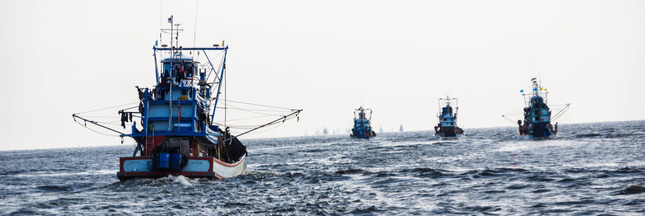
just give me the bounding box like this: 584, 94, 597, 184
73, 114, 125, 135
214, 125, 261, 130
225, 110, 287, 117
206, 53, 225, 86
214, 123, 280, 130
552, 104, 570, 121
225, 118, 297, 129
75, 115, 120, 119
220, 99, 298, 110
94, 120, 124, 124
118, 106, 141, 112
74, 120, 121, 137
76, 113, 140, 118
225, 123, 285, 135
219, 115, 299, 127
192, 0, 199, 50
223, 109, 301, 142
224, 58, 227, 129
213, 115, 299, 128
74, 103, 138, 115
96, 115, 142, 122
219, 104, 292, 115
159, 0, 162, 45
239, 121, 288, 134
221, 115, 286, 122
215, 106, 291, 112
216, 108, 295, 115
204, 52, 226, 86
502, 109, 524, 116
501, 115, 520, 125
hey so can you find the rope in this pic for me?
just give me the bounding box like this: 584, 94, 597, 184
225, 122, 286, 135
221, 115, 286, 122
220, 99, 297, 110
216, 106, 295, 113
73, 102, 138, 115
192, 0, 199, 51
218, 104, 291, 116
551, 103, 570, 121
74, 120, 122, 137
205, 51, 225, 84
222, 109, 301, 142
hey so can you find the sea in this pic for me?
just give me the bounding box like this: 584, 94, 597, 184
1, 120, 644, 215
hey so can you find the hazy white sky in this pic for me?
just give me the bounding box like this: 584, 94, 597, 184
1, 0, 644, 150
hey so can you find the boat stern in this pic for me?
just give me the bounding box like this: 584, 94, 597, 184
117, 155, 246, 181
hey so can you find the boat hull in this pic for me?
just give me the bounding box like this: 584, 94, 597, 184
350, 130, 376, 139
519, 122, 555, 138
117, 155, 246, 181
435, 133, 463, 139
435, 126, 464, 138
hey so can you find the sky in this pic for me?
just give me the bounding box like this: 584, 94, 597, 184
1, 0, 644, 150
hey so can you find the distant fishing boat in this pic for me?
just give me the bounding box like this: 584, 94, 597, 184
510, 78, 569, 138
73, 16, 300, 181
434, 96, 464, 138
350, 107, 376, 139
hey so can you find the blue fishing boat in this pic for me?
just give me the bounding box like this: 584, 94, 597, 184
434, 96, 464, 138
514, 78, 568, 138
350, 107, 376, 139
73, 16, 300, 180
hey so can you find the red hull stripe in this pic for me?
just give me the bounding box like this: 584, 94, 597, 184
212, 155, 246, 167
119, 156, 213, 172
121, 171, 210, 176
215, 173, 225, 179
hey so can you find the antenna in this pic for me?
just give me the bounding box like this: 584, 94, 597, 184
192, 0, 199, 55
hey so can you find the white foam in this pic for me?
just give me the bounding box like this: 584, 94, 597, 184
171, 175, 193, 186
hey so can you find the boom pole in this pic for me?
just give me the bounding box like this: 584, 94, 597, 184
72, 114, 125, 135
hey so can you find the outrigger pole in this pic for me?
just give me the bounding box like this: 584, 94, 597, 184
551, 103, 571, 121
72, 114, 125, 135
222, 109, 302, 142
206, 47, 228, 124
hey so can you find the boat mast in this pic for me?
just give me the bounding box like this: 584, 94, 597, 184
210, 48, 228, 125
168, 16, 174, 131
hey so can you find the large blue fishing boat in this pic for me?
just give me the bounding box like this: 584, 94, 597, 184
434, 96, 464, 138
350, 107, 376, 139
514, 78, 568, 138
73, 16, 300, 180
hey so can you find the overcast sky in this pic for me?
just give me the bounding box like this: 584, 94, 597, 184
1, 0, 643, 150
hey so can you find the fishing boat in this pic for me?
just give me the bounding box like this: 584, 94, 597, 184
350, 107, 376, 139
434, 96, 464, 138
73, 16, 301, 181
512, 78, 569, 138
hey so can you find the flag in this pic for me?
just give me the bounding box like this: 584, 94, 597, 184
168, 16, 173, 23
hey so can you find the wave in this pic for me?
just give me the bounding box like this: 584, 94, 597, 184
618, 185, 645, 195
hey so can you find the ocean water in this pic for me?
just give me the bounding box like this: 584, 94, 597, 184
1, 121, 644, 215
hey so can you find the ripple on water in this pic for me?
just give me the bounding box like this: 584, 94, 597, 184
1, 121, 644, 214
